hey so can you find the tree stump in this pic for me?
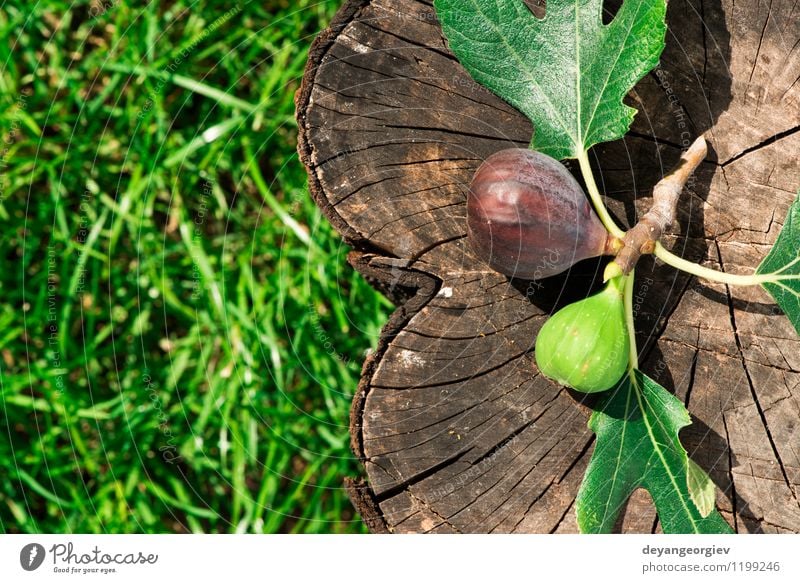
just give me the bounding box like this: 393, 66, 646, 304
295, 0, 800, 533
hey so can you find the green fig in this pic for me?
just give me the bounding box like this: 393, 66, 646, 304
534, 277, 630, 393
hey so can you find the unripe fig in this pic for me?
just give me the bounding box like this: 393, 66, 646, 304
534, 277, 629, 393
467, 148, 615, 279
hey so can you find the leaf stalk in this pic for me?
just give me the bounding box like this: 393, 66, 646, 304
579, 140, 797, 287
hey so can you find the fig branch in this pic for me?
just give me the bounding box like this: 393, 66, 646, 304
579, 139, 800, 287
613, 136, 707, 275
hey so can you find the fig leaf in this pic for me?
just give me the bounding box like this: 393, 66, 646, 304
576, 370, 733, 533
433, 0, 667, 159
757, 192, 800, 336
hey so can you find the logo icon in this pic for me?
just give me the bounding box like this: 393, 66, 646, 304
20, 543, 46, 571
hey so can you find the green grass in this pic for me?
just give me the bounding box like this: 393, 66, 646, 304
0, 0, 390, 533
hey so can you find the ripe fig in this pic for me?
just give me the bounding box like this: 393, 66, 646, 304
534, 277, 629, 393
467, 148, 615, 279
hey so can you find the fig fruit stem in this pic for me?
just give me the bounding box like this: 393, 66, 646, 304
622, 271, 639, 371
576, 149, 626, 240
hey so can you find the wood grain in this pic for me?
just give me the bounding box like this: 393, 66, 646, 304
296, 0, 800, 533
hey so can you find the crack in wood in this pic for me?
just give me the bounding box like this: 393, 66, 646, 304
721, 412, 739, 532
716, 239, 800, 508
722, 123, 800, 167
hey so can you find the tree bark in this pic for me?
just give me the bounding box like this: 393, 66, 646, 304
296, 0, 800, 533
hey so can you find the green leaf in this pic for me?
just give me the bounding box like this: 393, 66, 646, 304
576, 370, 733, 533
757, 193, 800, 336
434, 0, 667, 159
687, 458, 716, 518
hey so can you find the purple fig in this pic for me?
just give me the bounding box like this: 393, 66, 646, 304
467, 148, 615, 279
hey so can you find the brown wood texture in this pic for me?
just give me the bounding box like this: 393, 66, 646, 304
295, 0, 800, 533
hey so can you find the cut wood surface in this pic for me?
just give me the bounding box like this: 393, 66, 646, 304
295, 0, 800, 533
